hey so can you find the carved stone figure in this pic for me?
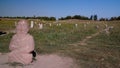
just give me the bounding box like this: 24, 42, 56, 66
8, 20, 35, 64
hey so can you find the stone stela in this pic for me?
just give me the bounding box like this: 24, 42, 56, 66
8, 20, 35, 65
30, 21, 34, 28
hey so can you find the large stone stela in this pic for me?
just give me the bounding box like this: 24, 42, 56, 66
8, 20, 35, 64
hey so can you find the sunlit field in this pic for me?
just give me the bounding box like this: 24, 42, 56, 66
0, 19, 120, 68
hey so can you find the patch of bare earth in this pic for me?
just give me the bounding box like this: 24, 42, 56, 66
0, 53, 78, 68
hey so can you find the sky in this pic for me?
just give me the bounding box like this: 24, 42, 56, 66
0, 0, 120, 19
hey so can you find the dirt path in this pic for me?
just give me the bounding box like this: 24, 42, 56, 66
69, 31, 101, 46
79, 32, 100, 45
0, 53, 78, 68
69, 27, 109, 46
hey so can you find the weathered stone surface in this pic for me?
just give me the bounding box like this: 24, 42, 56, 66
8, 20, 35, 65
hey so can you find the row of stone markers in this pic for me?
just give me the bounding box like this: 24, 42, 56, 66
29, 21, 81, 29
30, 21, 114, 31
29, 21, 90, 29
30, 21, 43, 29
14, 21, 114, 33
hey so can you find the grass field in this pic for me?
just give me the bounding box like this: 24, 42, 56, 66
0, 19, 120, 68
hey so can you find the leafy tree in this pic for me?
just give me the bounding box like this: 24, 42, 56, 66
117, 16, 120, 20
73, 15, 81, 19
59, 15, 89, 20
90, 15, 93, 20
66, 16, 72, 19
49, 17, 56, 21
109, 17, 117, 21
99, 18, 108, 21
58, 17, 65, 20
94, 15, 97, 21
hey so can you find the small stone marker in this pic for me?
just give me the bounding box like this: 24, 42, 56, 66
39, 23, 43, 29
84, 24, 86, 28
15, 21, 17, 26
30, 21, 34, 28
95, 25, 99, 29
75, 24, 78, 27
49, 23, 52, 26
105, 24, 108, 28
59, 23, 61, 26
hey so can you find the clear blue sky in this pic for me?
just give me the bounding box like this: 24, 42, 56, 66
0, 0, 120, 19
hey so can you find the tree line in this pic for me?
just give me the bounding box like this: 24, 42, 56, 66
0, 15, 120, 21
59, 15, 120, 21
0, 16, 56, 21
58, 15, 90, 20
59, 15, 98, 20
